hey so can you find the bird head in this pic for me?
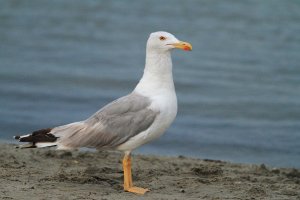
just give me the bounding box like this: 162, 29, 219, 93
147, 31, 192, 53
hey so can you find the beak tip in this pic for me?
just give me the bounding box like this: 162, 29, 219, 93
171, 41, 192, 51
181, 42, 192, 51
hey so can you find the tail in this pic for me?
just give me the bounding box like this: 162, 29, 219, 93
14, 128, 58, 148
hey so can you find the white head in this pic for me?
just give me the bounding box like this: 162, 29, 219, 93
146, 31, 192, 53
135, 31, 192, 95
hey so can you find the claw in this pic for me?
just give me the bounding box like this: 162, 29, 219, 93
125, 186, 149, 195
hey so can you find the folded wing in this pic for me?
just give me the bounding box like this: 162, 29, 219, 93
52, 92, 158, 149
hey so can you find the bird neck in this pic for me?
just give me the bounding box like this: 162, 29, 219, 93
134, 50, 175, 95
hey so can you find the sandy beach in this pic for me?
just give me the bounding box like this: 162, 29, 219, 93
0, 143, 299, 200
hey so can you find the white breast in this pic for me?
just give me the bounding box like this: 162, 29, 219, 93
117, 90, 177, 152
117, 46, 178, 153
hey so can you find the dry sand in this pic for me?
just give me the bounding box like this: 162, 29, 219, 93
0, 143, 299, 200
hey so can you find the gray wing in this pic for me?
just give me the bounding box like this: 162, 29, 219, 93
54, 92, 158, 149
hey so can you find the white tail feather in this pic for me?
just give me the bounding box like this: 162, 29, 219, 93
36, 142, 57, 148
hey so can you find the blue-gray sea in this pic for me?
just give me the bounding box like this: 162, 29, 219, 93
1, 0, 300, 168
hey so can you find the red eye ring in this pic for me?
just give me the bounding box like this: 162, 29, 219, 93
159, 36, 166, 41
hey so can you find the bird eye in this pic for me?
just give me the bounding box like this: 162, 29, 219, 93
159, 36, 166, 41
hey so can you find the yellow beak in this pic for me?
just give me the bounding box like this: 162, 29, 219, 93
170, 41, 192, 51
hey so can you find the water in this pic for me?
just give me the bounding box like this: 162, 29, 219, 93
1, 0, 300, 168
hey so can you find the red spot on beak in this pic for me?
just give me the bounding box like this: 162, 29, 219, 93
183, 46, 191, 51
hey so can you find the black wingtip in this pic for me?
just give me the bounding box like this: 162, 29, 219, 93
15, 128, 57, 143
14, 135, 20, 140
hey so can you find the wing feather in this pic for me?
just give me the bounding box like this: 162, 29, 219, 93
54, 92, 158, 149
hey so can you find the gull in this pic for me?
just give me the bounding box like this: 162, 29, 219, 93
14, 31, 192, 195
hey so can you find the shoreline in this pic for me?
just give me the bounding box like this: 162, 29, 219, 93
2, 139, 299, 169
0, 143, 299, 199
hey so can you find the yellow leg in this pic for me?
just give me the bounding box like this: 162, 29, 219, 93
122, 154, 149, 195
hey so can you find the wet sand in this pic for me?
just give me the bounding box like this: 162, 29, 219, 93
0, 144, 299, 200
